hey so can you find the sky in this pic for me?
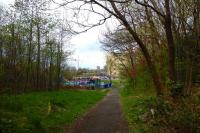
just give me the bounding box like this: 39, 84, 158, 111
0, 0, 13, 5
69, 26, 106, 69
0, 0, 118, 70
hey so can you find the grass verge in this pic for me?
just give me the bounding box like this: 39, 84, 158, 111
119, 81, 156, 133
0, 89, 108, 133
119, 77, 200, 133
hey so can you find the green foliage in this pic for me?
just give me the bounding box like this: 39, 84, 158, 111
118, 62, 200, 133
0, 1, 72, 91
0, 98, 23, 112
170, 82, 184, 97
119, 81, 155, 133
144, 97, 200, 133
0, 90, 107, 133
117, 66, 155, 132
120, 75, 200, 133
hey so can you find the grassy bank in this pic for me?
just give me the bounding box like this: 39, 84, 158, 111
120, 88, 155, 133
0, 89, 108, 133
117, 78, 156, 133
119, 77, 200, 133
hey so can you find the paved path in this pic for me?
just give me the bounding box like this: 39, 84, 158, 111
68, 89, 128, 133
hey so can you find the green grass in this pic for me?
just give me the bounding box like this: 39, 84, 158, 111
118, 78, 156, 133
0, 89, 108, 133
101, 79, 111, 84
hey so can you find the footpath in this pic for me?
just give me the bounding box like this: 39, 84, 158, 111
68, 89, 129, 133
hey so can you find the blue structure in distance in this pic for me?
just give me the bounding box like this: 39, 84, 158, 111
64, 77, 112, 89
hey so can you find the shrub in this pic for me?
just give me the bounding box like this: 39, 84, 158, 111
142, 97, 200, 133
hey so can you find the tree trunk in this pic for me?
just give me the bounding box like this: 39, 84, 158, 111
110, 1, 164, 97
49, 40, 53, 89
36, 22, 41, 89
164, 0, 176, 82
184, 58, 193, 96
56, 40, 61, 89
25, 17, 33, 90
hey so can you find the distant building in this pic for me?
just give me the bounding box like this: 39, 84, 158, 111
97, 66, 100, 70
96, 66, 100, 75
106, 54, 120, 79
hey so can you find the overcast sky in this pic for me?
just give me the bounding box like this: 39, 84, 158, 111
70, 26, 106, 69
0, 0, 118, 69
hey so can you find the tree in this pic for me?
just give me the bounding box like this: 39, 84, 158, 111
0, 0, 72, 92
72, 0, 165, 96
59, 0, 200, 97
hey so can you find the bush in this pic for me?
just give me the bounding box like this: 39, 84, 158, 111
143, 97, 200, 133
170, 82, 184, 98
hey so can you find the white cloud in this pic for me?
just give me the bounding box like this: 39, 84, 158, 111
71, 27, 100, 46
0, 0, 13, 5
70, 25, 106, 69
79, 51, 105, 69
68, 49, 106, 69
